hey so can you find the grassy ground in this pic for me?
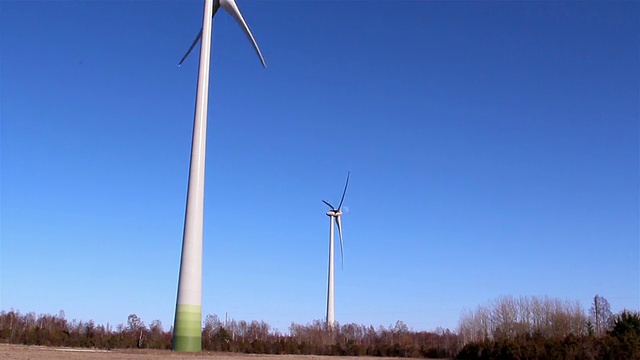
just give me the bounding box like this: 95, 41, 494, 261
2, 344, 452, 360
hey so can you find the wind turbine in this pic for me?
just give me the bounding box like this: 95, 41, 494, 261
172, 0, 265, 352
322, 171, 350, 328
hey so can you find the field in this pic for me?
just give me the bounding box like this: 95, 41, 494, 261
1, 344, 449, 360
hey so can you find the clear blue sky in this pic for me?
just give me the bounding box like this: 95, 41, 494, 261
1, 1, 638, 332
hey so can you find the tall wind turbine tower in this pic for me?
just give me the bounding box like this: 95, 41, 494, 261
322, 171, 350, 328
173, 0, 265, 352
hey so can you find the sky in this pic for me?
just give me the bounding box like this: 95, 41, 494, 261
1, 0, 638, 333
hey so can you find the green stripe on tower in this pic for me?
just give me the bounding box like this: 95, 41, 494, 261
173, 304, 202, 352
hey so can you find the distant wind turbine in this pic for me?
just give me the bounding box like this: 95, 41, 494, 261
172, 0, 265, 353
322, 171, 350, 328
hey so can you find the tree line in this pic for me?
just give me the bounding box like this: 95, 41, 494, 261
0, 310, 459, 358
456, 295, 640, 359
457, 295, 590, 342
1, 294, 637, 359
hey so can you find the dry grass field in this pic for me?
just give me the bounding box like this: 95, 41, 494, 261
1, 344, 450, 360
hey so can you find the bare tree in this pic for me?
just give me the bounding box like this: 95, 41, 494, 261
126, 314, 145, 348
589, 294, 613, 336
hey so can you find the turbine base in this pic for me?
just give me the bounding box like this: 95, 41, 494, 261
172, 304, 202, 352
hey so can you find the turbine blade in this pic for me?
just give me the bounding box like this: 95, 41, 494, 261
322, 200, 335, 210
219, 0, 267, 67
337, 171, 350, 210
336, 215, 344, 270
178, 29, 204, 66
